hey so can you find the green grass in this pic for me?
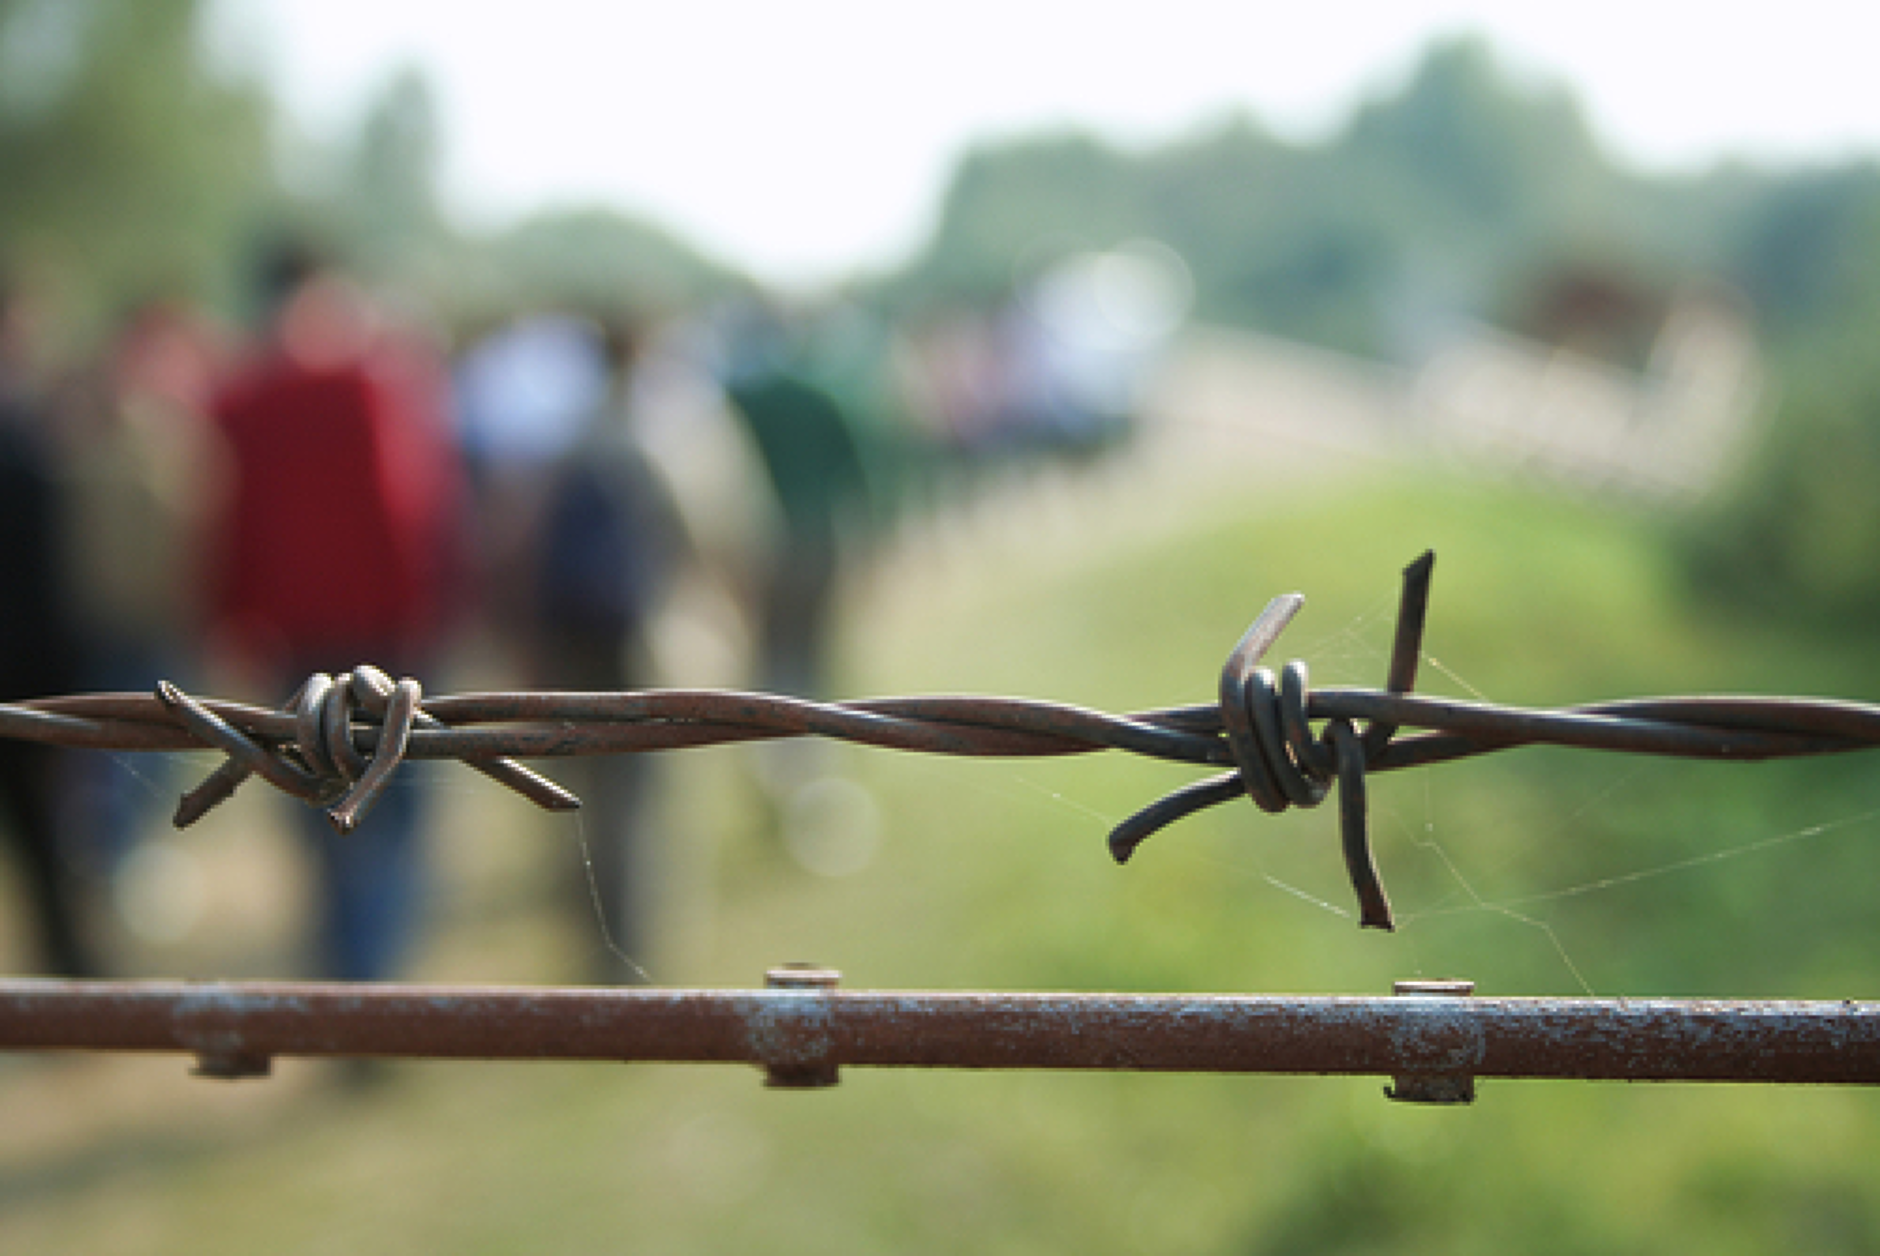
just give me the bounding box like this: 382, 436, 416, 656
7, 464, 1880, 1254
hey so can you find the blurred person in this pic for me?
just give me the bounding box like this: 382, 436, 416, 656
205, 240, 462, 983
716, 302, 871, 701
530, 316, 685, 974
451, 311, 612, 671
51, 298, 225, 881
715, 302, 880, 858
0, 273, 97, 976
625, 316, 774, 684
997, 245, 1189, 460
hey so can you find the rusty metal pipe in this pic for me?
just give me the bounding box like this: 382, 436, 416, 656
1, 978, 1875, 1089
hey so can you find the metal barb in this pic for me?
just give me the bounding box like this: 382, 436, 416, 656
9, 553, 1880, 924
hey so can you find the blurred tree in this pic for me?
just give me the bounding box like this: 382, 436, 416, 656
882, 35, 1880, 366
1337, 37, 1611, 240
338, 65, 447, 281
1139, 114, 1394, 347
886, 37, 1650, 355
1728, 164, 1880, 336
892, 129, 1142, 305
0, 0, 274, 332
446, 205, 747, 322
1685, 188, 1880, 624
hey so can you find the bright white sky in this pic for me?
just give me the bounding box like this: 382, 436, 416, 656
214, 1, 1880, 287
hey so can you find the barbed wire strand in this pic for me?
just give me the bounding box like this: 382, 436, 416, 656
5, 550, 1880, 932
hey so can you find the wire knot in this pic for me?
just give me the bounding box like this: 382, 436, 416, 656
1108, 551, 1436, 930
160, 665, 578, 833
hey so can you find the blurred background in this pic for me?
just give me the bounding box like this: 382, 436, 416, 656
4, 1, 1880, 1251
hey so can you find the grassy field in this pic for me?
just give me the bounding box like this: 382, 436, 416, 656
4, 461, 1880, 1253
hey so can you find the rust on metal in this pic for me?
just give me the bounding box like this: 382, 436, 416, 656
8, 550, 1880, 929
1386, 979, 1478, 1104
762, 965, 843, 1088
0, 975, 1876, 1090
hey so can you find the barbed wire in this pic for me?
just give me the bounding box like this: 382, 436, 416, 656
5, 550, 1880, 933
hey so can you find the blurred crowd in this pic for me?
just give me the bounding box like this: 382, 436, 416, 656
0, 237, 1184, 986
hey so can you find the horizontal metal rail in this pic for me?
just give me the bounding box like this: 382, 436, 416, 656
1, 972, 1875, 1101
7, 551, 1880, 930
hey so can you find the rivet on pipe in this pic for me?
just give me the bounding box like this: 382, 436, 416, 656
761, 964, 842, 1090
1386, 979, 1477, 1105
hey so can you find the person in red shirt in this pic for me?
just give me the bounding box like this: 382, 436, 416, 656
206, 241, 462, 983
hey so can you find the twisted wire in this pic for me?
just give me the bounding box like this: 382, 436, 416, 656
6, 550, 1880, 931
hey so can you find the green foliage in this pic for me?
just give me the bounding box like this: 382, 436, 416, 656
1728, 164, 1880, 332
901, 128, 1145, 302
887, 37, 1670, 354
1682, 183, 1880, 624
442, 205, 748, 324
1339, 39, 1602, 230
883, 35, 1880, 371
329, 66, 448, 283
0, 8, 744, 341
0, 0, 274, 328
